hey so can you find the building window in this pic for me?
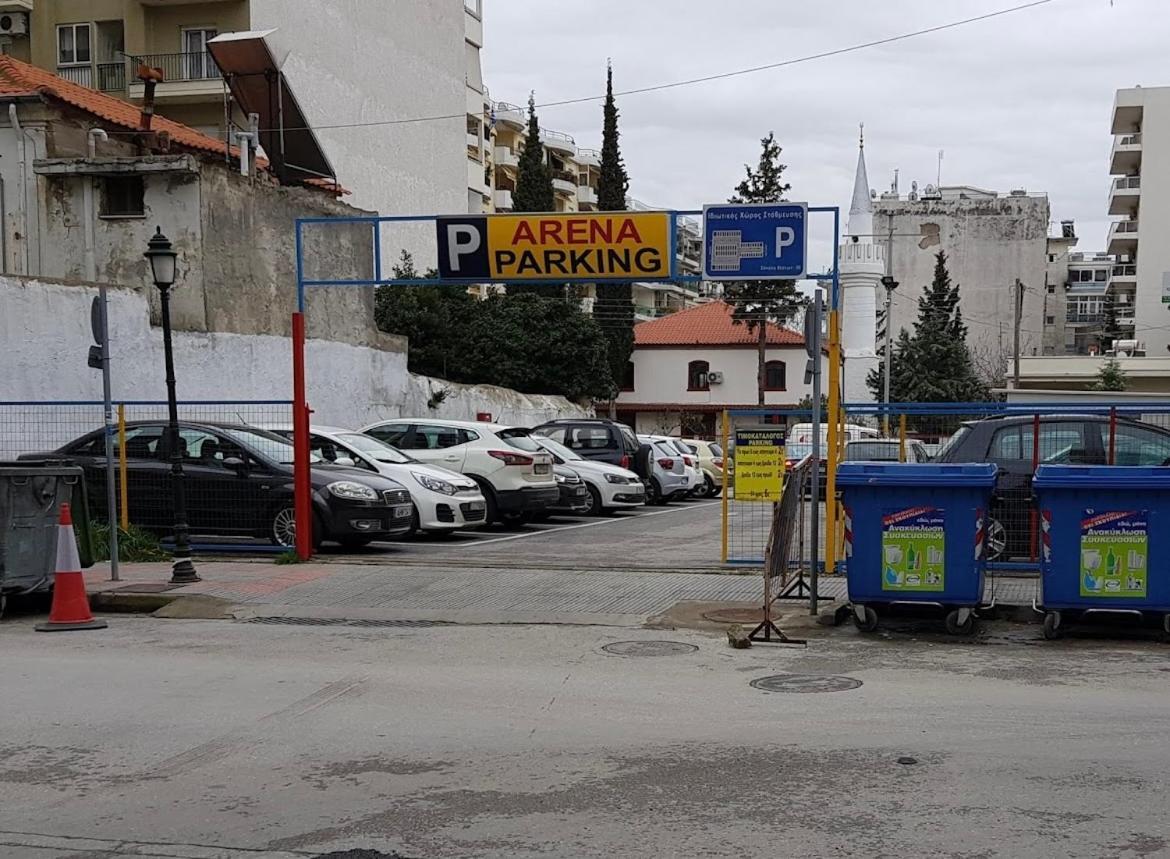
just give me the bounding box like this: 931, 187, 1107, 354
181, 28, 218, 80
687, 360, 709, 391
57, 23, 92, 66
1045, 315, 1055, 325
1094, 269, 1108, 282
1046, 283, 1056, 293
620, 361, 635, 392
100, 176, 145, 218
764, 360, 786, 391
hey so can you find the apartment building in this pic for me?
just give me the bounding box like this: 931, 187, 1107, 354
2, 1, 484, 217
1108, 86, 1170, 353
489, 101, 595, 215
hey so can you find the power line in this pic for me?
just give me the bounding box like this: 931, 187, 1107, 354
235, 0, 1061, 135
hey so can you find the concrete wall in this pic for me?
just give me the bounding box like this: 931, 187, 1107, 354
617, 345, 816, 408
0, 276, 587, 454
251, 0, 469, 261
874, 193, 1050, 362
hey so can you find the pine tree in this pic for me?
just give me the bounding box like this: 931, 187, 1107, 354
593, 62, 633, 405
1092, 357, 1127, 392
508, 93, 555, 298
1100, 290, 1122, 351
866, 251, 989, 428
724, 133, 806, 404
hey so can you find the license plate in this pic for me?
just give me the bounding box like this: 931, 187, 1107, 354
534, 463, 550, 474
393, 506, 412, 519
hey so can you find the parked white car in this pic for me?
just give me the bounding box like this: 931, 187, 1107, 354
640, 434, 700, 498
360, 419, 559, 524
264, 425, 488, 534
528, 435, 646, 515
637, 435, 690, 504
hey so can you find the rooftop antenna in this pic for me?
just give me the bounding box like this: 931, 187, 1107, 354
892, 168, 899, 195
937, 150, 944, 188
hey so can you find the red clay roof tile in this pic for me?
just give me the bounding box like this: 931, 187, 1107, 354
634, 300, 805, 347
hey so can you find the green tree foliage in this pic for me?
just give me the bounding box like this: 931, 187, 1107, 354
375, 252, 613, 401
1092, 357, 1128, 392
867, 251, 990, 428
513, 92, 554, 213
724, 132, 806, 404
593, 63, 634, 401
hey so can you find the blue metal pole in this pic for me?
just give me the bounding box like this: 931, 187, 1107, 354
373, 221, 382, 283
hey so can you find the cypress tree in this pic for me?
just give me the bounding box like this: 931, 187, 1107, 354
724, 133, 805, 404
513, 92, 554, 213
593, 62, 633, 403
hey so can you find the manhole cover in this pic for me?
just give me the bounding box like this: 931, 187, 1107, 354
106, 583, 183, 594
602, 640, 698, 657
750, 673, 863, 693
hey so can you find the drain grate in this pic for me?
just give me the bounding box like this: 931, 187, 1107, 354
602, 640, 699, 657
750, 673, 863, 694
242, 617, 455, 629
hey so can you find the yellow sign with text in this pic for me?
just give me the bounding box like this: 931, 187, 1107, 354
437, 212, 671, 282
734, 429, 787, 502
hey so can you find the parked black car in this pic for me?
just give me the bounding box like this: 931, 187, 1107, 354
934, 414, 1170, 560
24, 422, 415, 549
550, 464, 589, 513
531, 419, 644, 472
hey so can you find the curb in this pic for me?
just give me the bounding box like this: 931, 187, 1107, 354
89, 591, 182, 614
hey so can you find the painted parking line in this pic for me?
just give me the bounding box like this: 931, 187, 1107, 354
451, 501, 721, 548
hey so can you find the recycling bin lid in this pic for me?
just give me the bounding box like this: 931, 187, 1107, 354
836, 462, 998, 488
1035, 464, 1170, 491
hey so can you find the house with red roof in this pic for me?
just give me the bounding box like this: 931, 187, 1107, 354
0, 54, 380, 348
615, 300, 821, 438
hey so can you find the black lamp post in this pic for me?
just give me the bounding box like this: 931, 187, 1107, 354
145, 227, 200, 584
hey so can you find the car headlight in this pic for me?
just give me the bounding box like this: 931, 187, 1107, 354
413, 472, 457, 495
327, 481, 379, 501
605, 473, 625, 484
555, 473, 566, 484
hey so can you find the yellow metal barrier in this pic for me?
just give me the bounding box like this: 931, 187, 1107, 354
720, 408, 729, 564
899, 414, 908, 462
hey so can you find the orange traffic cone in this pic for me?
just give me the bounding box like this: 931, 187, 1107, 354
35, 503, 108, 632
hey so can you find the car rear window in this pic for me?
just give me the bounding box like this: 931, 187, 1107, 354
497, 428, 542, 452
846, 442, 900, 461
567, 426, 613, 451
709, 443, 724, 458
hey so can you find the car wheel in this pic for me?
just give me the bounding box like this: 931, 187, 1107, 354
502, 510, 532, 528
583, 484, 605, 517
647, 478, 665, 506
270, 505, 322, 550
985, 517, 1008, 562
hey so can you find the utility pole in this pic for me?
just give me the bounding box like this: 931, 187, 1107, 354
1012, 278, 1024, 388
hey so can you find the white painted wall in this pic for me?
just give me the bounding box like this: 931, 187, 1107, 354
618, 345, 816, 408
0, 277, 586, 455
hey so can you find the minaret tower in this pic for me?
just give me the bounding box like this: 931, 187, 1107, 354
838, 125, 884, 404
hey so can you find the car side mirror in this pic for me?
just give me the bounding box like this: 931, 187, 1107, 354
222, 456, 248, 475
335, 456, 357, 468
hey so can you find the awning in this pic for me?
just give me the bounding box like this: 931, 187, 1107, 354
207, 30, 334, 186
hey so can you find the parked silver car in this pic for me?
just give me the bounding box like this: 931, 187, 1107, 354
638, 435, 689, 504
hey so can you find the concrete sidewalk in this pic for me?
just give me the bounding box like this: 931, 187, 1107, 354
82, 559, 1041, 626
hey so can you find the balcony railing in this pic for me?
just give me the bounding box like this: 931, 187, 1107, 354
1119, 133, 1142, 146
1112, 264, 1137, 278
1066, 312, 1104, 324
1114, 220, 1139, 234
128, 51, 221, 83
1114, 176, 1141, 190
56, 62, 126, 92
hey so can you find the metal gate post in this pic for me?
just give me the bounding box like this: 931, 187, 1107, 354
292, 312, 313, 560
720, 409, 729, 564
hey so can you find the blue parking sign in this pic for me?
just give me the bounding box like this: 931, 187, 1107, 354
702, 202, 807, 280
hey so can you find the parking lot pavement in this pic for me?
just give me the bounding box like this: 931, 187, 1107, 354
3, 616, 1169, 858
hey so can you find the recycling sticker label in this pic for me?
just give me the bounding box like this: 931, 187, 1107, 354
1080, 510, 1148, 598
881, 507, 945, 592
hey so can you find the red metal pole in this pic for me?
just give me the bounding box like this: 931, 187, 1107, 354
292, 312, 313, 560
1108, 406, 1117, 465
1030, 412, 1040, 562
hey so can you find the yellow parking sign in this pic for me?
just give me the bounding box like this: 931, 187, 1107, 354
734, 428, 786, 502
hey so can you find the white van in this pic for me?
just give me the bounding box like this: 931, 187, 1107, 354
787, 423, 880, 445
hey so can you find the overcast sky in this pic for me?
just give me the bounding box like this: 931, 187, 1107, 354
483, 0, 1166, 265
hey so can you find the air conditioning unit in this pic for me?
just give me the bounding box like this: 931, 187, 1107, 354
0, 12, 28, 36
706, 371, 724, 385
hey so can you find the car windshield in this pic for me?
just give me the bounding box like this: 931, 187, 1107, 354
338, 432, 415, 464
535, 436, 583, 463
934, 426, 971, 461
846, 442, 901, 461
497, 427, 543, 452
222, 428, 320, 465
785, 442, 827, 459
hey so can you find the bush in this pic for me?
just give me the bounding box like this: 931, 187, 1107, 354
88, 521, 169, 563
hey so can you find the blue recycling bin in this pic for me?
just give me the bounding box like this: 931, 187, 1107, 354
1033, 465, 1170, 640
838, 462, 998, 634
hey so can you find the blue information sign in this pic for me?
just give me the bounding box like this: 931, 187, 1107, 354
702, 202, 808, 280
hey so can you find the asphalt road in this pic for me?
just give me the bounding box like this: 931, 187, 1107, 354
3, 615, 1168, 858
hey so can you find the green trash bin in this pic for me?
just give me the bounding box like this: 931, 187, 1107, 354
0, 462, 93, 596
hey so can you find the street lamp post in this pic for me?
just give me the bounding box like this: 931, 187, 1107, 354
144, 227, 200, 584
880, 275, 899, 436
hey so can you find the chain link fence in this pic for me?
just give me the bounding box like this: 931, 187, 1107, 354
1, 400, 293, 552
